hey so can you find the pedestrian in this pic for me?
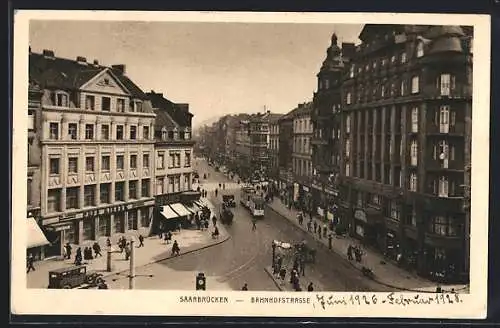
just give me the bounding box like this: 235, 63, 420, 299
347, 245, 353, 260
223, 183, 225, 190
106, 238, 111, 250
307, 282, 314, 292
313, 221, 318, 233
26, 253, 36, 273
323, 224, 328, 238
354, 246, 362, 263
242, 283, 248, 291
212, 215, 217, 227
74, 247, 83, 265
215, 188, 218, 197
299, 259, 305, 277
138, 234, 145, 248
279, 267, 287, 281
93, 242, 102, 257
252, 218, 257, 231
318, 225, 322, 239
204, 220, 209, 230
328, 233, 333, 250
307, 220, 312, 232
171, 240, 180, 256
219, 183, 222, 189
164, 231, 170, 244
124, 243, 131, 260
177, 222, 182, 232
64, 242, 72, 260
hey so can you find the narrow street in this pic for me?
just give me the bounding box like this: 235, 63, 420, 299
107, 158, 390, 292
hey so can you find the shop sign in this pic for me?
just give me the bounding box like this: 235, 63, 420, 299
54, 224, 72, 232
42, 217, 59, 225
129, 201, 145, 209
63, 214, 76, 220
101, 205, 127, 215
354, 209, 367, 223
83, 209, 99, 218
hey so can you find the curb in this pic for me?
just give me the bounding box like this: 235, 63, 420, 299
266, 204, 467, 293
100, 232, 231, 280
263, 267, 283, 291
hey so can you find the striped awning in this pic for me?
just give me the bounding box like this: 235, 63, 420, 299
170, 203, 192, 217
160, 206, 180, 220
27, 217, 50, 248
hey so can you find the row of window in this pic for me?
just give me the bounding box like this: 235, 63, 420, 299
294, 118, 313, 133
46, 179, 151, 213
159, 129, 192, 141
346, 161, 459, 197
48, 122, 151, 141
345, 105, 457, 135
293, 158, 313, 179
155, 174, 192, 195
345, 74, 456, 105
49, 153, 150, 175
293, 136, 312, 155
156, 151, 191, 169
354, 190, 463, 236
53, 92, 144, 113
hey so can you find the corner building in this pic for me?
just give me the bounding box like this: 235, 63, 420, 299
31, 50, 156, 257
339, 25, 472, 283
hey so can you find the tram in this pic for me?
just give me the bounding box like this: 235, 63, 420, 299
240, 186, 265, 217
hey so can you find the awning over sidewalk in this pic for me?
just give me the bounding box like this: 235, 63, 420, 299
184, 202, 202, 214
27, 217, 50, 248
170, 203, 192, 217
160, 206, 180, 220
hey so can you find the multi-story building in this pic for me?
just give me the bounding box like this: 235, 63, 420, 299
235, 119, 252, 179
237, 111, 282, 181
30, 50, 156, 257
268, 116, 281, 183
277, 107, 298, 205
26, 78, 49, 259
311, 34, 354, 226
146, 91, 197, 231
339, 25, 473, 283
291, 102, 314, 212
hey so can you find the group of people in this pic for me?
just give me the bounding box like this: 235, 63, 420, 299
347, 244, 364, 263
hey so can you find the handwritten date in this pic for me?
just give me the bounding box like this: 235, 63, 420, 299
314, 292, 463, 310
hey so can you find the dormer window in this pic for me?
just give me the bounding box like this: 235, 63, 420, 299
416, 42, 424, 57
173, 129, 179, 140
55, 92, 68, 107
103, 78, 110, 85
161, 128, 167, 140
184, 129, 191, 140
134, 101, 143, 113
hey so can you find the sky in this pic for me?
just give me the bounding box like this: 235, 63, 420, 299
29, 20, 363, 128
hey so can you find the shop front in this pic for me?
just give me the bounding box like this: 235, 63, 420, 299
351, 207, 383, 247
422, 234, 465, 283
26, 216, 50, 260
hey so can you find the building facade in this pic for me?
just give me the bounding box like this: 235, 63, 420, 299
268, 117, 280, 183
31, 50, 156, 257
146, 91, 197, 231
339, 25, 473, 283
277, 107, 297, 205
291, 102, 314, 212
311, 34, 354, 228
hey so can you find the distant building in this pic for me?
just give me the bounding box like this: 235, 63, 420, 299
30, 49, 156, 257
277, 106, 299, 205
291, 102, 314, 212
268, 115, 282, 183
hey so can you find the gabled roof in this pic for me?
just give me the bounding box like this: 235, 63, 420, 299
29, 52, 147, 99
146, 91, 193, 128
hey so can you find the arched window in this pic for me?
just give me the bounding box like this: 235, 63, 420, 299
346, 92, 352, 105
438, 176, 449, 197
161, 127, 167, 140
345, 139, 350, 157
345, 114, 351, 133
411, 107, 419, 132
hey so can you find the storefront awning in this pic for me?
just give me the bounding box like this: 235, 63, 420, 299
27, 217, 50, 248
185, 202, 201, 213
170, 203, 192, 217
160, 206, 180, 220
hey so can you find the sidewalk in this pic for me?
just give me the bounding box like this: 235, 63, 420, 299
267, 199, 469, 294
27, 198, 230, 289
264, 266, 326, 292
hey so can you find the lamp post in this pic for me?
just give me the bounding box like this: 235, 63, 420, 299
106, 249, 112, 272
129, 240, 135, 290
271, 240, 277, 269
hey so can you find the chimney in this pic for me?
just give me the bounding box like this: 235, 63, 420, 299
112, 64, 126, 75
93, 59, 99, 66
76, 56, 87, 64
42, 49, 55, 58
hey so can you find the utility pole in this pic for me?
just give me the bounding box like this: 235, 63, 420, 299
129, 239, 135, 290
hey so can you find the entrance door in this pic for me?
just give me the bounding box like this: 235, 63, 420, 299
44, 229, 62, 257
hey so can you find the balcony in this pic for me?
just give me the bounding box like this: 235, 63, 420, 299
426, 123, 465, 136
426, 159, 465, 172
